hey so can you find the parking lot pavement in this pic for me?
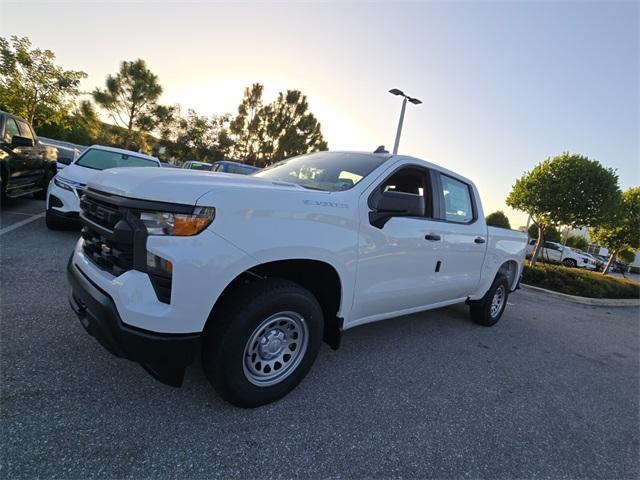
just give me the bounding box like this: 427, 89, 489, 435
1, 207, 639, 480
0, 197, 46, 231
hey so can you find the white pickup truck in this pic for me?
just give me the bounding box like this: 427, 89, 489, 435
67, 151, 527, 407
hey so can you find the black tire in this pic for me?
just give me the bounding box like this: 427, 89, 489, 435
469, 274, 509, 327
562, 258, 577, 268
45, 209, 66, 230
202, 278, 324, 408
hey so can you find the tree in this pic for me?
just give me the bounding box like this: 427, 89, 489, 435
259, 90, 327, 165
566, 235, 588, 251
38, 100, 102, 145
93, 59, 163, 149
0, 36, 86, 126
230, 83, 264, 163
528, 224, 561, 243
157, 109, 233, 164
590, 187, 640, 274
485, 210, 511, 229
617, 248, 636, 265
507, 152, 620, 265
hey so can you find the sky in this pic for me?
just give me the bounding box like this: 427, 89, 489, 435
2, 0, 638, 227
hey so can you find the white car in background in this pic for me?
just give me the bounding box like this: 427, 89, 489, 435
46, 145, 160, 229
526, 240, 596, 269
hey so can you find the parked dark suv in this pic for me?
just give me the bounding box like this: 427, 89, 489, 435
0, 111, 57, 206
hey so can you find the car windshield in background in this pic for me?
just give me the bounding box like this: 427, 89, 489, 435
190, 162, 212, 170
253, 152, 387, 191
75, 149, 158, 170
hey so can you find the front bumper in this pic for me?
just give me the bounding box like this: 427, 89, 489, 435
67, 256, 200, 386
47, 180, 81, 214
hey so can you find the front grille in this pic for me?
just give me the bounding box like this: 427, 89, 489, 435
79, 189, 172, 304
80, 194, 123, 230
81, 227, 133, 276
80, 191, 134, 277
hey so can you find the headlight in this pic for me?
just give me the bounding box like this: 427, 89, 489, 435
54, 176, 74, 192
139, 207, 215, 236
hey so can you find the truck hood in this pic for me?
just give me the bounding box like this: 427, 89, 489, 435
87, 167, 303, 204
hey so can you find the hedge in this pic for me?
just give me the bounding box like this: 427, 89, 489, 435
522, 264, 640, 299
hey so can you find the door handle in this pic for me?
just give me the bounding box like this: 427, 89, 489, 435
474, 237, 486, 244
425, 234, 441, 241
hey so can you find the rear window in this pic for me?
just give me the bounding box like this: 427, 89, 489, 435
75, 149, 158, 170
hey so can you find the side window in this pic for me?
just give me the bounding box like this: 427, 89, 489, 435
379, 167, 431, 217
440, 174, 474, 223
16, 120, 34, 140
3, 118, 20, 143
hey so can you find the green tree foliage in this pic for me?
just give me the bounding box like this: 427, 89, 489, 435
0, 36, 86, 126
157, 109, 233, 163
38, 100, 102, 145
590, 187, 640, 274
93, 59, 163, 149
507, 152, 620, 264
617, 248, 636, 265
565, 235, 588, 251
485, 210, 511, 229
230, 83, 264, 163
259, 90, 327, 165
528, 224, 561, 243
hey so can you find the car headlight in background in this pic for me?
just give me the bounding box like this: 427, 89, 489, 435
53, 176, 86, 196
53, 176, 75, 192
139, 207, 215, 236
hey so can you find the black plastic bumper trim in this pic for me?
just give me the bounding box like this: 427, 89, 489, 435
67, 255, 200, 386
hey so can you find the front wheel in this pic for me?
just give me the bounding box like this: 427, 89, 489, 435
469, 274, 509, 327
562, 258, 578, 268
202, 278, 324, 408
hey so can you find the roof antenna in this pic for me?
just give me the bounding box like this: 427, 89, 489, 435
374, 145, 389, 154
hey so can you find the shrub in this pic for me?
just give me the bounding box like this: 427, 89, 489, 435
522, 263, 639, 299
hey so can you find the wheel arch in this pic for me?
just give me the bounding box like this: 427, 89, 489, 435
496, 259, 520, 291
205, 258, 344, 350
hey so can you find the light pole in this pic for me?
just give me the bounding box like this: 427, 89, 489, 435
389, 88, 422, 154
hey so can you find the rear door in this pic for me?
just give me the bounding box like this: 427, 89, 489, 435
431, 171, 488, 299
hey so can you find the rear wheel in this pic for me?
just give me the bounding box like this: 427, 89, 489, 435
470, 274, 509, 327
202, 278, 323, 408
562, 258, 577, 268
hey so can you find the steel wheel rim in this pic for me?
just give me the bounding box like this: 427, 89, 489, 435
490, 285, 505, 318
243, 311, 309, 387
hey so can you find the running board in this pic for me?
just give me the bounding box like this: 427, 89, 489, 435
7, 187, 42, 199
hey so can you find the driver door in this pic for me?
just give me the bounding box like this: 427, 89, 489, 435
350, 165, 450, 322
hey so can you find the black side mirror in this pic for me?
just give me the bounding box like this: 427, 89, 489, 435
11, 135, 34, 148
369, 191, 425, 228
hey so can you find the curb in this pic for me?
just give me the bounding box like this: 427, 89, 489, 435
520, 284, 640, 307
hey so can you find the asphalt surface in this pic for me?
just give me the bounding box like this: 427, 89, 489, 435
1, 197, 639, 479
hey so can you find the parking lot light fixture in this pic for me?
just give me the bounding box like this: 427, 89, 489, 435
389, 88, 422, 154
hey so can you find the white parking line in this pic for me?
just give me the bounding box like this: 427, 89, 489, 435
0, 212, 45, 236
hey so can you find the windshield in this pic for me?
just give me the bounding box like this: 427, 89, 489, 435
253, 152, 387, 191
190, 162, 212, 170
75, 149, 158, 171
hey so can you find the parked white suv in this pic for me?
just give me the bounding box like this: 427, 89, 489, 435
46, 145, 160, 229
526, 240, 595, 269
67, 151, 527, 407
